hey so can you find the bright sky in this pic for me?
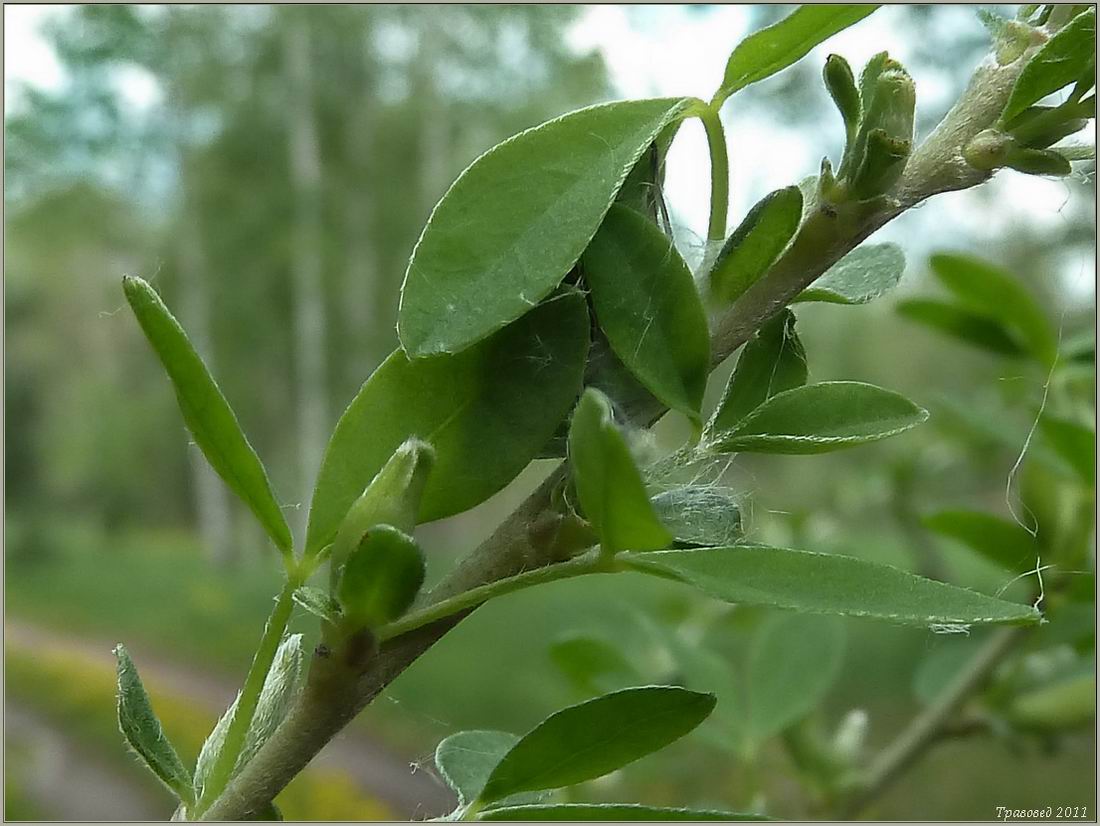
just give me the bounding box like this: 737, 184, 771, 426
4, 4, 1094, 301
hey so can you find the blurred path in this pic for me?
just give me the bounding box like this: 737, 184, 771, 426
6, 620, 456, 819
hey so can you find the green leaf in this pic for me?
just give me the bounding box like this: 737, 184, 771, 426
479, 804, 768, 821
194, 635, 304, 800
397, 98, 690, 357
568, 388, 673, 553
912, 636, 985, 705
745, 613, 845, 747
896, 299, 1027, 357
549, 634, 641, 695
122, 276, 292, 557
705, 381, 928, 455
114, 644, 195, 805
583, 204, 710, 422
1010, 672, 1096, 730
477, 686, 716, 804
707, 309, 807, 436
1040, 416, 1095, 485
715, 5, 880, 105
435, 730, 521, 807
923, 510, 1038, 571
291, 586, 342, 625
1002, 8, 1096, 123
337, 525, 426, 628
929, 253, 1057, 366
651, 486, 743, 547
795, 243, 905, 305
307, 291, 589, 555
708, 187, 803, 307
626, 545, 1043, 626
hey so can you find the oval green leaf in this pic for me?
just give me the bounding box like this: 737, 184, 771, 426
923, 510, 1038, 571
568, 388, 673, 553
1040, 415, 1095, 485
1002, 8, 1096, 123
745, 613, 845, 745
583, 204, 710, 422
122, 276, 292, 557
896, 298, 1027, 357
707, 309, 807, 436
398, 98, 690, 357
477, 686, 716, 804
307, 291, 589, 554
795, 243, 905, 305
549, 634, 641, 695
708, 186, 802, 307
706, 381, 928, 455
929, 253, 1057, 366
626, 545, 1042, 626
480, 803, 768, 821
436, 730, 521, 807
651, 486, 744, 547
1010, 672, 1096, 730
715, 5, 879, 106
337, 525, 426, 628
114, 643, 195, 805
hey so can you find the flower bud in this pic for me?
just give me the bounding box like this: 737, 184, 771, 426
850, 129, 912, 199
964, 129, 1013, 170
337, 524, 426, 629
824, 54, 861, 145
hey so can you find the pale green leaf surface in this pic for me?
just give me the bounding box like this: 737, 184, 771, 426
745, 613, 845, 745
122, 276, 291, 555
115, 644, 195, 804
897, 299, 1027, 357
238, 634, 303, 769
706, 381, 928, 455
337, 525, 426, 627
478, 686, 716, 803
435, 730, 520, 807
1003, 9, 1097, 122
929, 253, 1057, 365
708, 187, 802, 307
583, 204, 710, 421
549, 634, 641, 695
291, 586, 342, 625
1040, 416, 1095, 485
716, 5, 879, 104
651, 486, 743, 547
912, 636, 985, 705
307, 292, 589, 554
479, 803, 768, 821
568, 388, 672, 553
795, 243, 905, 304
194, 692, 238, 802
923, 510, 1038, 571
398, 98, 689, 357
626, 545, 1042, 626
707, 309, 807, 436
1010, 672, 1096, 729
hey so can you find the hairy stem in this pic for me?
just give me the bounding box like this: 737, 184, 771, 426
836, 626, 1025, 818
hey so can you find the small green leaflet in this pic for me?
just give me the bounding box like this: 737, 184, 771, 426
1009, 672, 1096, 730
744, 613, 845, 747
307, 291, 589, 555
896, 299, 1027, 357
435, 730, 521, 807
337, 525, 426, 628
923, 510, 1038, 571
795, 243, 905, 304
1040, 416, 1095, 485
398, 98, 690, 357
650, 486, 744, 547
714, 5, 880, 106
476, 686, 716, 804
122, 276, 292, 557
479, 803, 769, 821
625, 545, 1042, 626
114, 644, 195, 805
708, 187, 802, 307
929, 253, 1057, 366
291, 585, 342, 625
705, 381, 928, 455
1002, 8, 1096, 123
583, 204, 710, 423
707, 309, 807, 436
568, 388, 672, 553
548, 634, 641, 695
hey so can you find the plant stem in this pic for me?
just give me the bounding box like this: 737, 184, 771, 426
375, 549, 607, 642
699, 104, 730, 242
837, 625, 1025, 818
197, 577, 299, 811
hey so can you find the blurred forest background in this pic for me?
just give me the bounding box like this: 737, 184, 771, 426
4, 4, 1095, 821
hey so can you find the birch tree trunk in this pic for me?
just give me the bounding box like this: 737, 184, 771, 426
283, 11, 329, 540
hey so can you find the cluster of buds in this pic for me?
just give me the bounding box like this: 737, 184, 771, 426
964, 93, 1093, 177
818, 52, 917, 204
